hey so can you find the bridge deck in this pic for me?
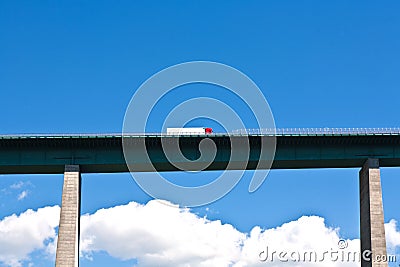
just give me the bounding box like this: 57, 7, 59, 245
1, 130, 400, 173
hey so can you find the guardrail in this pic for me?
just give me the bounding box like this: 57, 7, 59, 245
1, 128, 400, 138
232, 128, 400, 135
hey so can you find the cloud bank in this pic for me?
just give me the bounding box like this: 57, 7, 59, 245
0, 206, 59, 267
0, 201, 399, 267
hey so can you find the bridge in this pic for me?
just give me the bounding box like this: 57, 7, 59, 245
1, 128, 398, 267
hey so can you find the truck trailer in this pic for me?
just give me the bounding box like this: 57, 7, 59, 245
166, 127, 213, 135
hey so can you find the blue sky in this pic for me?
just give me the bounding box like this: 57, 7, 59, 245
1, 1, 400, 266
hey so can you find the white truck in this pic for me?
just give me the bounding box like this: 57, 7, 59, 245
166, 127, 213, 135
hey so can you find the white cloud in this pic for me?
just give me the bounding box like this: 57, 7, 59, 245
17, 190, 28, 201
386, 219, 400, 254
237, 216, 360, 267
80, 200, 245, 267
80, 201, 362, 267
0, 201, 399, 267
10, 182, 25, 190
0, 206, 60, 267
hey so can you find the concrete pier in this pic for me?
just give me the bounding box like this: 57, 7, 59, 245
55, 165, 81, 267
359, 159, 387, 267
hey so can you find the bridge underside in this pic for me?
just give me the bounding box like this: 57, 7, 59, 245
0, 135, 400, 173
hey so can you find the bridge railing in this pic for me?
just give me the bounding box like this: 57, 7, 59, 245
232, 128, 400, 136
1, 128, 400, 139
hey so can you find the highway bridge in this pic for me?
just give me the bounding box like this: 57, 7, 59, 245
1, 128, 400, 173
1, 128, 397, 267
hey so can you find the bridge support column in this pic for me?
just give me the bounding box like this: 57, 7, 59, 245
359, 159, 387, 267
55, 165, 81, 267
